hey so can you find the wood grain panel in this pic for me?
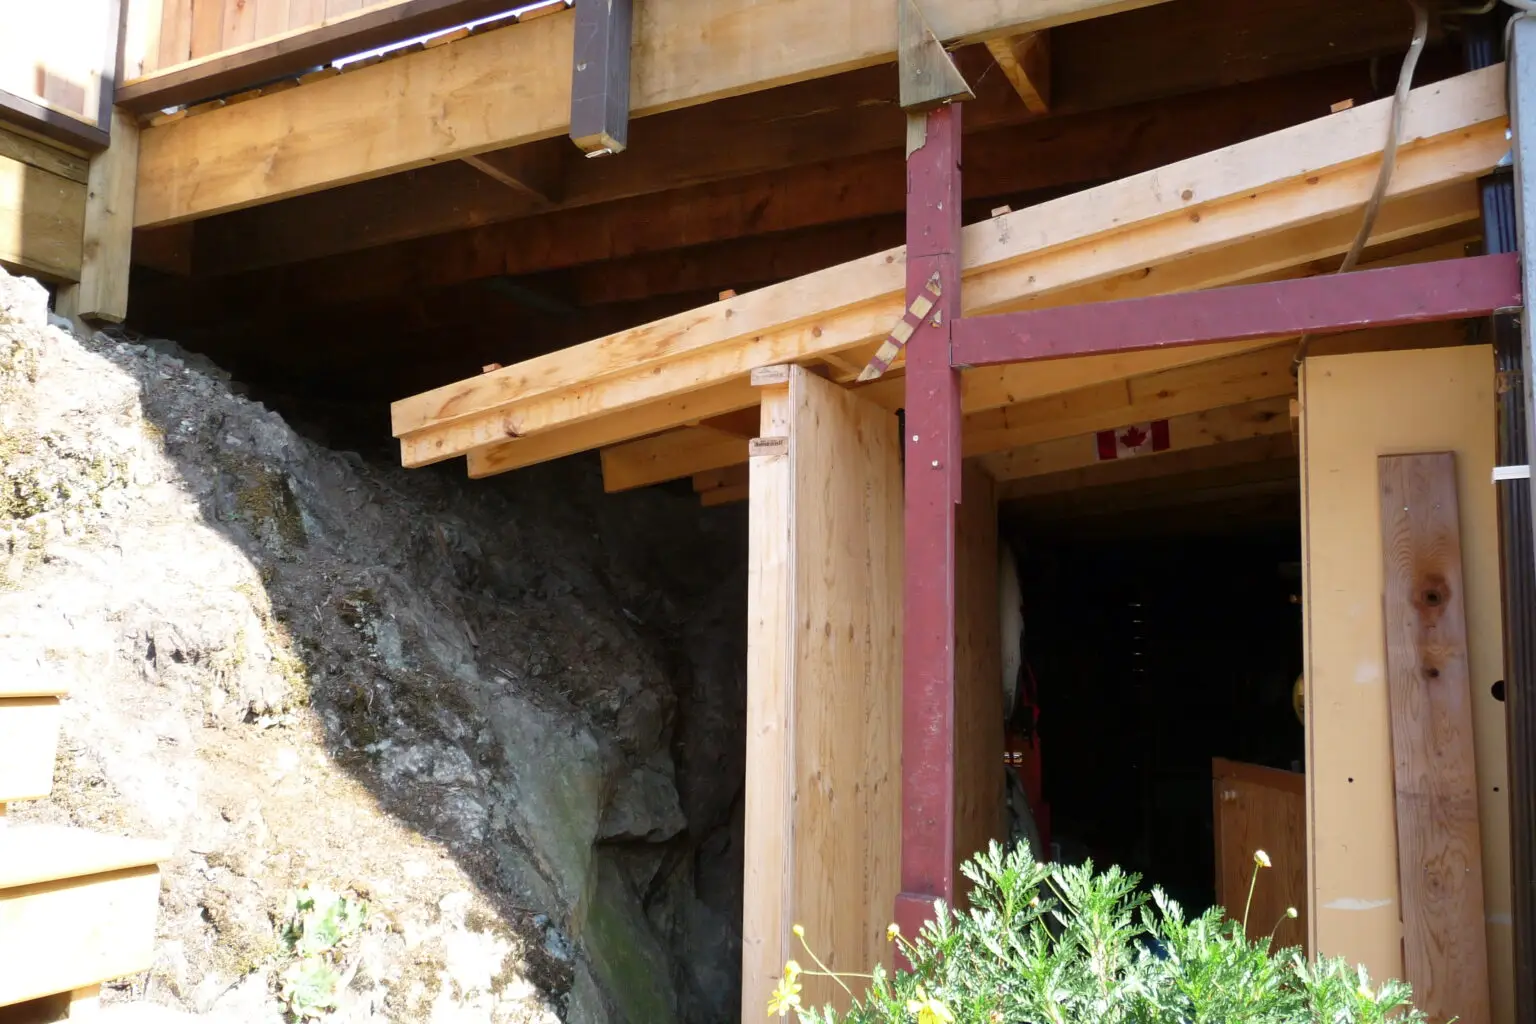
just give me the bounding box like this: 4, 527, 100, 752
1379, 453, 1492, 1024
0, 154, 87, 281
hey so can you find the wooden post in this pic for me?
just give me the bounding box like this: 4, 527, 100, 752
568, 0, 632, 155
55, 107, 140, 324
1378, 452, 1492, 1024
895, 101, 964, 940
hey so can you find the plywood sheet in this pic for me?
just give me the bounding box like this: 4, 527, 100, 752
741, 366, 902, 1018
1300, 345, 1512, 1024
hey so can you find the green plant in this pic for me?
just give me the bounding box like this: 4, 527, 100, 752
276, 886, 369, 1020
775, 840, 1435, 1024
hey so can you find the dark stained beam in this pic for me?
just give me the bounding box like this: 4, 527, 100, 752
568, 0, 633, 155
184, 57, 1388, 311
178, 0, 1441, 277
461, 136, 568, 205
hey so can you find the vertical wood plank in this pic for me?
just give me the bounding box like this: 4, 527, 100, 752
189, 0, 225, 58
324, 0, 363, 19
121, 0, 166, 81
157, 0, 194, 69
788, 366, 903, 1012
253, 0, 291, 41
741, 377, 794, 1024
54, 107, 140, 323
1379, 452, 1492, 1024
222, 0, 259, 49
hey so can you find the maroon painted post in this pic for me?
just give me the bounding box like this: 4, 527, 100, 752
895, 102, 964, 945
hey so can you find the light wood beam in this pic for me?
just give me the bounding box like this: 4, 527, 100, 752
601, 425, 749, 493
0, 153, 86, 282
135, 0, 1170, 226
998, 431, 1296, 502
395, 67, 1505, 469
986, 31, 1050, 113
979, 395, 1290, 480
56, 108, 141, 323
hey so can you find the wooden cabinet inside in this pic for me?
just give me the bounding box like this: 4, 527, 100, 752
1211, 757, 1307, 954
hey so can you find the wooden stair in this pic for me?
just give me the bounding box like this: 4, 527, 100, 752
0, 681, 170, 1017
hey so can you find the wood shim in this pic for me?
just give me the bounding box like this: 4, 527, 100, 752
394, 65, 1510, 472
1378, 453, 1492, 1024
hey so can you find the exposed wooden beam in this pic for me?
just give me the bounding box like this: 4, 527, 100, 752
135, 0, 1171, 227
188, 59, 1377, 281
183, 14, 1429, 278
0, 152, 86, 282
997, 431, 1296, 502
461, 137, 566, 206
979, 395, 1291, 481
985, 32, 1050, 113
569, 0, 633, 155
451, 190, 1480, 478
392, 66, 1506, 469
601, 425, 748, 492
56, 109, 142, 323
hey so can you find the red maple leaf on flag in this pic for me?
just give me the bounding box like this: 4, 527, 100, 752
1118, 424, 1149, 449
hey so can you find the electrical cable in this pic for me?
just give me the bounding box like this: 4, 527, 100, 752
1292, 0, 1431, 374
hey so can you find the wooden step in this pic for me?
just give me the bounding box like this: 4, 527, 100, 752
0, 826, 170, 1008
0, 686, 66, 803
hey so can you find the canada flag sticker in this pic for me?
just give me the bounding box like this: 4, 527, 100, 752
1095, 420, 1171, 461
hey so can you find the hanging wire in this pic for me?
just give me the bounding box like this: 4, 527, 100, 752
1292, 0, 1431, 374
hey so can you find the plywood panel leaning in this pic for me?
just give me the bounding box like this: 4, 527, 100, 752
1378, 453, 1492, 1024
740, 365, 902, 1019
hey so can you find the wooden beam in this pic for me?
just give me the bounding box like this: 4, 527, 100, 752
997, 431, 1296, 502
0, 153, 86, 281
952, 253, 1520, 367
461, 137, 566, 206
187, 53, 1383, 279
56, 108, 141, 323
0, 125, 89, 183
115, 0, 532, 113
135, 0, 1169, 227
985, 31, 1049, 113
569, 0, 633, 154
980, 395, 1291, 480
600, 425, 748, 492
455, 192, 1479, 479
392, 66, 1507, 469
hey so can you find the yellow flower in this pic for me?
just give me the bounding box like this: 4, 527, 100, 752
1254, 850, 1272, 869
886, 923, 901, 942
905, 988, 955, 1024
1286, 907, 1298, 919
792, 923, 806, 939
767, 967, 803, 1018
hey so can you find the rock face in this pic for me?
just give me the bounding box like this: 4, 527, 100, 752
0, 267, 747, 1023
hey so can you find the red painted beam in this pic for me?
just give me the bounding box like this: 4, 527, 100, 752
896, 102, 963, 947
950, 252, 1523, 367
